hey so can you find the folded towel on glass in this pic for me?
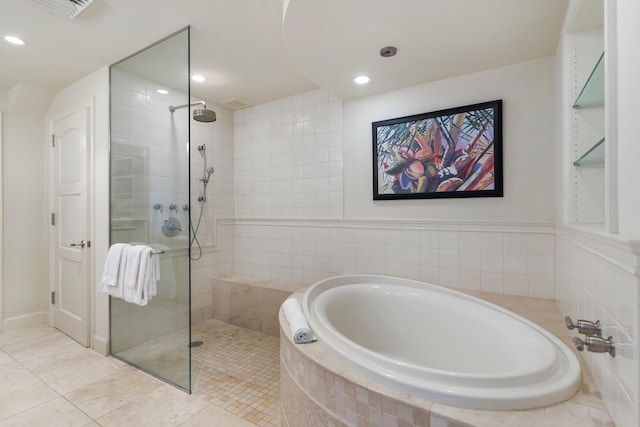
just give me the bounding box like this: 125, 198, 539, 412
123, 245, 157, 306
99, 243, 159, 306
99, 243, 129, 298
282, 298, 316, 344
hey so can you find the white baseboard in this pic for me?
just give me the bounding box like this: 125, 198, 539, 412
93, 334, 109, 356
2, 312, 47, 331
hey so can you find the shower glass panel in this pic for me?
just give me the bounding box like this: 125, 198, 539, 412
108, 27, 191, 391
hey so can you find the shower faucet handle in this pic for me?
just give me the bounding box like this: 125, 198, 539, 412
565, 316, 602, 337
572, 335, 615, 357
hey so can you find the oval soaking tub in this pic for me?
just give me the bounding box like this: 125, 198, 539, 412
302, 275, 581, 410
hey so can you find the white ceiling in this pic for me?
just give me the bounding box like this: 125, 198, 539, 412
1, 0, 569, 108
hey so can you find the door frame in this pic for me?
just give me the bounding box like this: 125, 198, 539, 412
0, 111, 3, 332
48, 98, 95, 345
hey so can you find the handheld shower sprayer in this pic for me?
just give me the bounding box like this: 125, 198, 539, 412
202, 166, 215, 183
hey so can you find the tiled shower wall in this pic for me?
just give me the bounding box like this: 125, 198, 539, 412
234, 220, 556, 298
109, 68, 235, 324
234, 89, 344, 219
230, 88, 556, 299
555, 225, 639, 427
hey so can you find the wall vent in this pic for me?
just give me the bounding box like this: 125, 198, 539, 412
220, 98, 253, 110
24, 0, 95, 19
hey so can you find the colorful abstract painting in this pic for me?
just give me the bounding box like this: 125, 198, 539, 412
373, 100, 503, 200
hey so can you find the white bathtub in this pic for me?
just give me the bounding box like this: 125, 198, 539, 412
302, 275, 581, 410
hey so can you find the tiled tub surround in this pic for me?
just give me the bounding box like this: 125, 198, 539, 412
280, 291, 613, 427
555, 224, 640, 427
235, 219, 556, 299
211, 274, 306, 336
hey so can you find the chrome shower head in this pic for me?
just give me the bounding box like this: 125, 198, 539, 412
193, 108, 216, 122
168, 101, 216, 123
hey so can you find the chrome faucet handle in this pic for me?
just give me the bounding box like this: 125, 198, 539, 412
572, 336, 585, 351
565, 316, 602, 337
572, 335, 615, 357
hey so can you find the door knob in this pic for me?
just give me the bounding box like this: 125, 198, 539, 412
70, 240, 86, 249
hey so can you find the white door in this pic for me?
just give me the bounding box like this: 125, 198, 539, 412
52, 107, 90, 346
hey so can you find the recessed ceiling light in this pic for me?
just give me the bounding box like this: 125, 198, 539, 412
4, 35, 26, 46
157, 89, 169, 95
354, 75, 370, 85
191, 75, 206, 82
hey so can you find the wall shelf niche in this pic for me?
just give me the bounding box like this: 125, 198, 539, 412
573, 52, 604, 109
573, 137, 604, 167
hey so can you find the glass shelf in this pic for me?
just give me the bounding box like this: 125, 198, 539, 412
573, 52, 604, 109
573, 137, 605, 166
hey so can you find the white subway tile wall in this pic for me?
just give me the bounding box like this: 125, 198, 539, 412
109, 68, 235, 325
556, 225, 639, 427
234, 89, 343, 219
233, 221, 556, 299
231, 89, 556, 299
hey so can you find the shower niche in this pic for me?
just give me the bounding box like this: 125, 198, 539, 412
108, 27, 192, 391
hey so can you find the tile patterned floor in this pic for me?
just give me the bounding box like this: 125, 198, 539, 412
0, 321, 281, 426
191, 320, 280, 427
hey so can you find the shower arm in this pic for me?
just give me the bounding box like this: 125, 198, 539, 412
168, 101, 206, 113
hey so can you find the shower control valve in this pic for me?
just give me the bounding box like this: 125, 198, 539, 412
572, 335, 615, 357
565, 316, 602, 337
169, 204, 178, 213
153, 203, 163, 213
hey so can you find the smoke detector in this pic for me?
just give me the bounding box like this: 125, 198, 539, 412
23, 0, 95, 19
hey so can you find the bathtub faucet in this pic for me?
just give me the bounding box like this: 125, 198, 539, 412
564, 316, 601, 337
571, 335, 615, 357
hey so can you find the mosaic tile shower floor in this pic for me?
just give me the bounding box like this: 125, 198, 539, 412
191, 319, 281, 427
108, 318, 281, 426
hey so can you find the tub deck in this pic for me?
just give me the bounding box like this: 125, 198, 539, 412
280, 289, 612, 427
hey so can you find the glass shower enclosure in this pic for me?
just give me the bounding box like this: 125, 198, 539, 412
108, 27, 192, 391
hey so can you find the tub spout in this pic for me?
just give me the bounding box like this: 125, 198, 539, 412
572, 335, 615, 357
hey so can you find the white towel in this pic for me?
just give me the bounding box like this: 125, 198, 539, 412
99, 243, 129, 298
123, 245, 158, 306
283, 298, 316, 344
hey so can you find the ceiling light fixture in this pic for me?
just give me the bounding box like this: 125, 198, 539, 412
354, 75, 370, 85
4, 35, 26, 45
157, 89, 169, 95
191, 75, 206, 82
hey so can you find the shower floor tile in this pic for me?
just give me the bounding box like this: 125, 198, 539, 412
110, 319, 281, 426
191, 319, 281, 427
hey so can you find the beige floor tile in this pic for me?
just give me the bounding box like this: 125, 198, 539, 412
180, 404, 258, 426
0, 350, 13, 365
64, 367, 165, 419
0, 325, 57, 348
0, 377, 60, 421
1, 320, 282, 427
37, 353, 130, 394
18, 340, 95, 374
0, 328, 71, 361
0, 396, 92, 426
0, 360, 35, 387
95, 386, 210, 426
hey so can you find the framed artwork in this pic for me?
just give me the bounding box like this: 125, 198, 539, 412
372, 100, 502, 200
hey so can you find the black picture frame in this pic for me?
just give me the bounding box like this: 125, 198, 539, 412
372, 100, 503, 200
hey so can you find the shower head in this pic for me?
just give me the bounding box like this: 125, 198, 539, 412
206, 166, 215, 176
193, 108, 216, 123
168, 101, 216, 123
